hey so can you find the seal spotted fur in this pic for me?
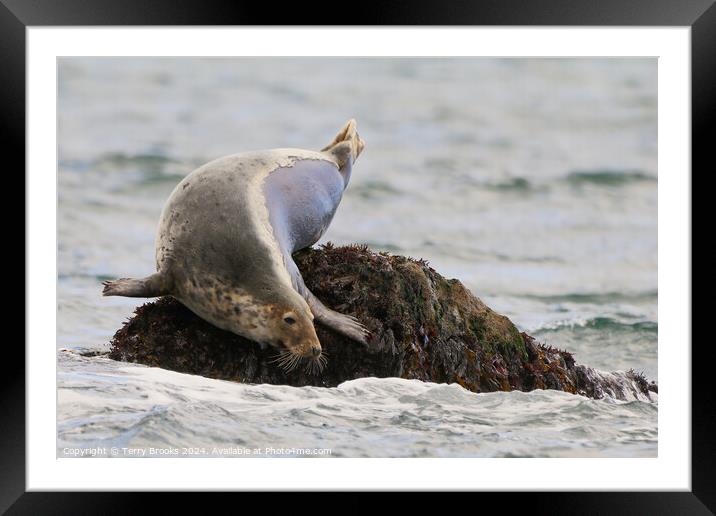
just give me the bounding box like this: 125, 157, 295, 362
103, 120, 369, 367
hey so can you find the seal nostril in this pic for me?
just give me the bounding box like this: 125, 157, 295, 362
311, 347, 321, 357
276, 339, 284, 348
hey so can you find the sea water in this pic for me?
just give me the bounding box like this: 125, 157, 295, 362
57, 58, 657, 457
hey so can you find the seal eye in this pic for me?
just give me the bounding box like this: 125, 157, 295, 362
283, 316, 296, 325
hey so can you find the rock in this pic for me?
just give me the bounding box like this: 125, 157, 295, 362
107, 244, 656, 401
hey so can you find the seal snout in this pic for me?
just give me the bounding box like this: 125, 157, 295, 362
296, 340, 322, 359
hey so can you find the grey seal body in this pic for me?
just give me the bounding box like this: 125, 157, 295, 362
103, 120, 368, 363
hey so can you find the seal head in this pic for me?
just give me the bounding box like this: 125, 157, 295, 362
225, 283, 322, 359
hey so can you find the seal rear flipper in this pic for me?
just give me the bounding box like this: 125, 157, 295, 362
102, 272, 169, 298
320, 119, 365, 171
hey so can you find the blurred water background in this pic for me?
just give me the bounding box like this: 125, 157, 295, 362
57, 58, 657, 457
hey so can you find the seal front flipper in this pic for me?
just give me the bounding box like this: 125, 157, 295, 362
102, 272, 170, 298
286, 258, 370, 346
307, 292, 371, 346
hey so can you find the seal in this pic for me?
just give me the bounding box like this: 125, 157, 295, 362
103, 119, 369, 370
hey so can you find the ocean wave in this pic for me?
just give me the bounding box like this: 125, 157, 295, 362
57, 352, 657, 458
533, 317, 657, 333
482, 177, 534, 192
523, 290, 658, 304
100, 152, 178, 168
429, 169, 655, 195
62, 152, 191, 187
348, 180, 404, 200
566, 170, 656, 186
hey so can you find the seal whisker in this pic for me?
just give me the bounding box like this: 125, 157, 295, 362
268, 350, 289, 364
270, 349, 294, 366
305, 358, 320, 375
291, 355, 303, 372
278, 356, 294, 373
305, 351, 329, 375
280, 352, 302, 373
278, 353, 296, 370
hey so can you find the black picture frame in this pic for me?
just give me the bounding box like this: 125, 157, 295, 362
6, 0, 712, 512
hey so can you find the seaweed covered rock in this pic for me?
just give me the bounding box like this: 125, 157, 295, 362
108, 244, 657, 401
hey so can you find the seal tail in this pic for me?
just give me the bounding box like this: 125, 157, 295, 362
102, 273, 169, 298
